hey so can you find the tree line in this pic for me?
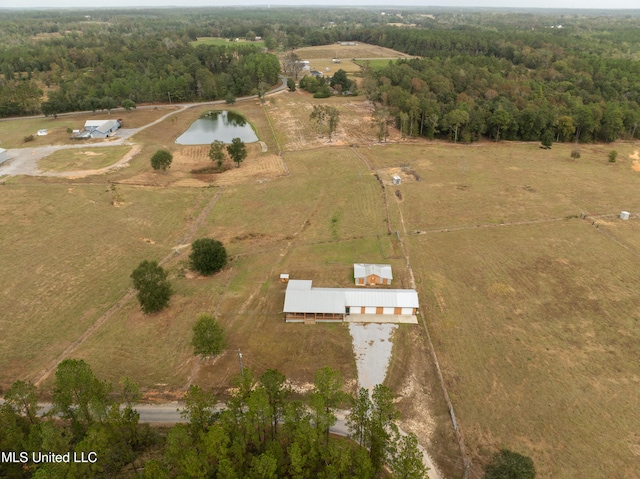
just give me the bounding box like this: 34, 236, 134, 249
0, 19, 280, 117
0, 362, 427, 479
353, 26, 640, 143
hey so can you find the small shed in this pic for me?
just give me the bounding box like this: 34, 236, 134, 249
280, 273, 290, 283
620, 211, 630, 220
0, 148, 7, 164
392, 175, 402, 185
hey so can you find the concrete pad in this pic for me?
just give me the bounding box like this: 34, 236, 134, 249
344, 313, 418, 324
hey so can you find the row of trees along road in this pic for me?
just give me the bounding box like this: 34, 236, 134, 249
0, 362, 429, 478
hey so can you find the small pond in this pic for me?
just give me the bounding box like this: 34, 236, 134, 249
175, 110, 258, 145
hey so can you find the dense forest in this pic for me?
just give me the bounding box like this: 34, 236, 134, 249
354, 25, 640, 143
1, 8, 640, 142
0, 361, 426, 479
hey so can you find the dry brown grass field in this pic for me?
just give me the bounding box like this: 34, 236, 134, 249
263, 91, 399, 150
292, 42, 413, 60
38, 146, 132, 172
3, 84, 640, 478
0, 107, 177, 149
359, 141, 640, 477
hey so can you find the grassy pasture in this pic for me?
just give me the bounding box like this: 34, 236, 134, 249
360, 140, 640, 477
0, 107, 177, 149
38, 146, 131, 172
356, 58, 398, 70
408, 222, 640, 478
0, 182, 209, 390
67, 147, 401, 394
362, 141, 640, 230
264, 93, 386, 150
292, 42, 412, 60
21, 146, 402, 395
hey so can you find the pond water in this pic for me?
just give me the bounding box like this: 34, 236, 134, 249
175, 110, 258, 145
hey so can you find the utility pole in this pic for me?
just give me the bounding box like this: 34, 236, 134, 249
167, 91, 172, 104
237, 349, 244, 373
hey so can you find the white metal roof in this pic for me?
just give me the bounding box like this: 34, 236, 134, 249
283, 280, 418, 314
283, 288, 345, 314
84, 120, 119, 133
353, 263, 393, 280
287, 279, 312, 290
85, 120, 110, 127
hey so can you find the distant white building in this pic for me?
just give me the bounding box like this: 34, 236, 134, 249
77, 120, 121, 139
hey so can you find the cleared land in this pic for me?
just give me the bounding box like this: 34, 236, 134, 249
360, 140, 640, 478
38, 146, 132, 172
0, 107, 177, 149
3, 71, 640, 478
192, 37, 265, 48
289, 42, 412, 84
263, 91, 398, 150
292, 42, 413, 60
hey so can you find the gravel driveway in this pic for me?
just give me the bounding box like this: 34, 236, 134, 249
349, 323, 398, 391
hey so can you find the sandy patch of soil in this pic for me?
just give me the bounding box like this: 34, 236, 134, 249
630, 150, 640, 171
377, 166, 421, 185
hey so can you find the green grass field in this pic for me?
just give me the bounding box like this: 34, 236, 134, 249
356, 59, 397, 70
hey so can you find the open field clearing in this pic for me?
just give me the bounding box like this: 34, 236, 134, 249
292, 42, 413, 60
0, 107, 178, 149
65, 147, 404, 396
407, 221, 640, 478
37, 146, 132, 172
356, 139, 640, 476
288, 42, 411, 85
264, 92, 399, 150
191, 37, 265, 49
361, 141, 640, 231
0, 182, 208, 390
108, 101, 279, 186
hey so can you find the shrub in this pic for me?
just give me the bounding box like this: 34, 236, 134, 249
191, 313, 226, 357
150, 149, 172, 172
570, 149, 581, 160
485, 449, 536, 479
130, 260, 173, 314
189, 238, 227, 276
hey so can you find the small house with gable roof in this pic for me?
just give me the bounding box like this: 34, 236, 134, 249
354, 263, 393, 286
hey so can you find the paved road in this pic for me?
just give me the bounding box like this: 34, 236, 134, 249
0, 76, 288, 178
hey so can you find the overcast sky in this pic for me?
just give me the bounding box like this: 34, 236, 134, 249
1, 0, 638, 10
